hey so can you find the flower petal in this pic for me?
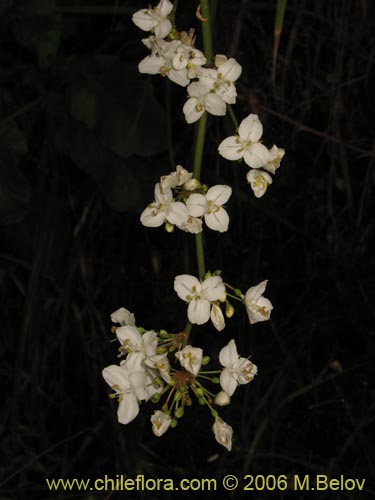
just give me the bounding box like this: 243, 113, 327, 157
219, 369, 237, 397
205, 93, 227, 116
138, 55, 162, 74
218, 136, 244, 161
174, 274, 201, 301
202, 276, 226, 301
243, 142, 270, 169
187, 298, 211, 325
219, 339, 239, 367
206, 185, 232, 205
238, 114, 263, 142
117, 394, 139, 424
186, 193, 207, 217
205, 208, 230, 232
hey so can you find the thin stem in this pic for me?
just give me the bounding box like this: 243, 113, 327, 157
195, 233, 206, 280
199, 0, 214, 64
228, 104, 239, 129
192, 111, 207, 181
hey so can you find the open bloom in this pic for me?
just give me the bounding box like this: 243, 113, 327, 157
140, 183, 189, 228
174, 274, 226, 327
132, 0, 173, 39
160, 165, 192, 192
219, 339, 258, 396
102, 364, 149, 424
116, 326, 158, 371
175, 345, 203, 376
110, 307, 136, 327
262, 145, 285, 174
244, 280, 273, 324
218, 114, 270, 168
183, 81, 226, 123
212, 417, 233, 451
151, 410, 172, 436
199, 56, 242, 104
247, 169, 273, 198
186, 185, 232, 232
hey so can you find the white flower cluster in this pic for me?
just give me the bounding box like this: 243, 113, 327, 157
103, 308, 258, 451
103, 0, 285, 453
218, 114, 285, 198
132, 0, 242, 123
140, 165, 232, 234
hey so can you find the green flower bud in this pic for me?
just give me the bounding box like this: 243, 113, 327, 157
225, 301, 235, 318
170, 418, 178, 428
202, 356, 210, 366
165, 222, 174, 233
157, 346, 167, 354
175, 407, 184, 418
211, 377, 220, 384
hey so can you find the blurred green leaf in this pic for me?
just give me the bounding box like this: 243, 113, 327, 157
0, 124, 30, 224
69, 58, 166, 158
13, 0, 61, 67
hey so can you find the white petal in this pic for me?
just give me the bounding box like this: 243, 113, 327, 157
187, 81, 210, 98
154, 18, 172, 39
212, 418, 233, 451
219, 369, 237, 397
174, 274, 201, 301
168, 68, 190, 87
218, 136, 244, 161
246, 169, 272, 198
116, 325, 142, 348
205, 93, 227, 116
206, 185, 232, 205
154, 183, 172, 203
102, 365, 129, 390
187, 299, 211, 325
157, 0, 173, 18
219, 339, 239, 367
140, 205, 166, 227
138, 55, 162, 74
238, 114, 263, 142
117, 394, 139, 425
244, 142, 270, 169
151, 410, 172, 437
111, 307, 136, 327
210, 304, 225, 331
205, 208, 230, 232
245, 280, 268, 301
202, 276, 225, 301
132, 10, 157, 32
183, 97, 204, 124
219, 58, 242, 82
186, 193, 207, 217
167, 201, 189, 227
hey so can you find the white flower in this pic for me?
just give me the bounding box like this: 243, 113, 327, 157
174, 274, 226, 326
212, 417, 233, 451
210, 303, 225, 331
214, 391, 231, 406
218, 114, 270, 168
183, 81, 226, 124
179, 215, 203, 234
139, 39, 190, 87
172, 44, 206, 76
110, 307, 136, 327
160, 165, 192, 192
247, 169, 273, 198
244, 280, 273, 324
132, 0, 173, 39
219, 339, 257, 396
116, 326, 158, 370
186, 185, 232, 232
102, 364, 148, 424
262, 145, 285, 174
151, 410, 172, 436
145, 353, 171, 383
175, 345, 203, 376
140, 183, 189, 228
200, 56, 242, 104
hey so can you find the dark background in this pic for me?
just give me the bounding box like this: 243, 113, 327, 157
1, 0, 374, 499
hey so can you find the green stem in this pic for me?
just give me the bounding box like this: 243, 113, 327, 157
195, 233, 206, 280
192, 111, 207, 181
199, 0, 214, 64
228, 104, 239, 129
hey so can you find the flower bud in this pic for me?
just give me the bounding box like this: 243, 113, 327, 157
165, 222, 174, 233
175, 406, 184, 418
202, 355, 210, 366
211, 377, 220, 384
225, 301, 235, 318
151, 410, 172, 437
170, 418, 178, 428
183, 179, 201, 191
151, 393, 161, 403
159, 329, 169, 338
214, 391, 231, 406
195, 387, 204, 397
157, 346, 167, 354
198, 397, 206, 405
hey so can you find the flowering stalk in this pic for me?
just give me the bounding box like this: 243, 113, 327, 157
102, 0, 286, 452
